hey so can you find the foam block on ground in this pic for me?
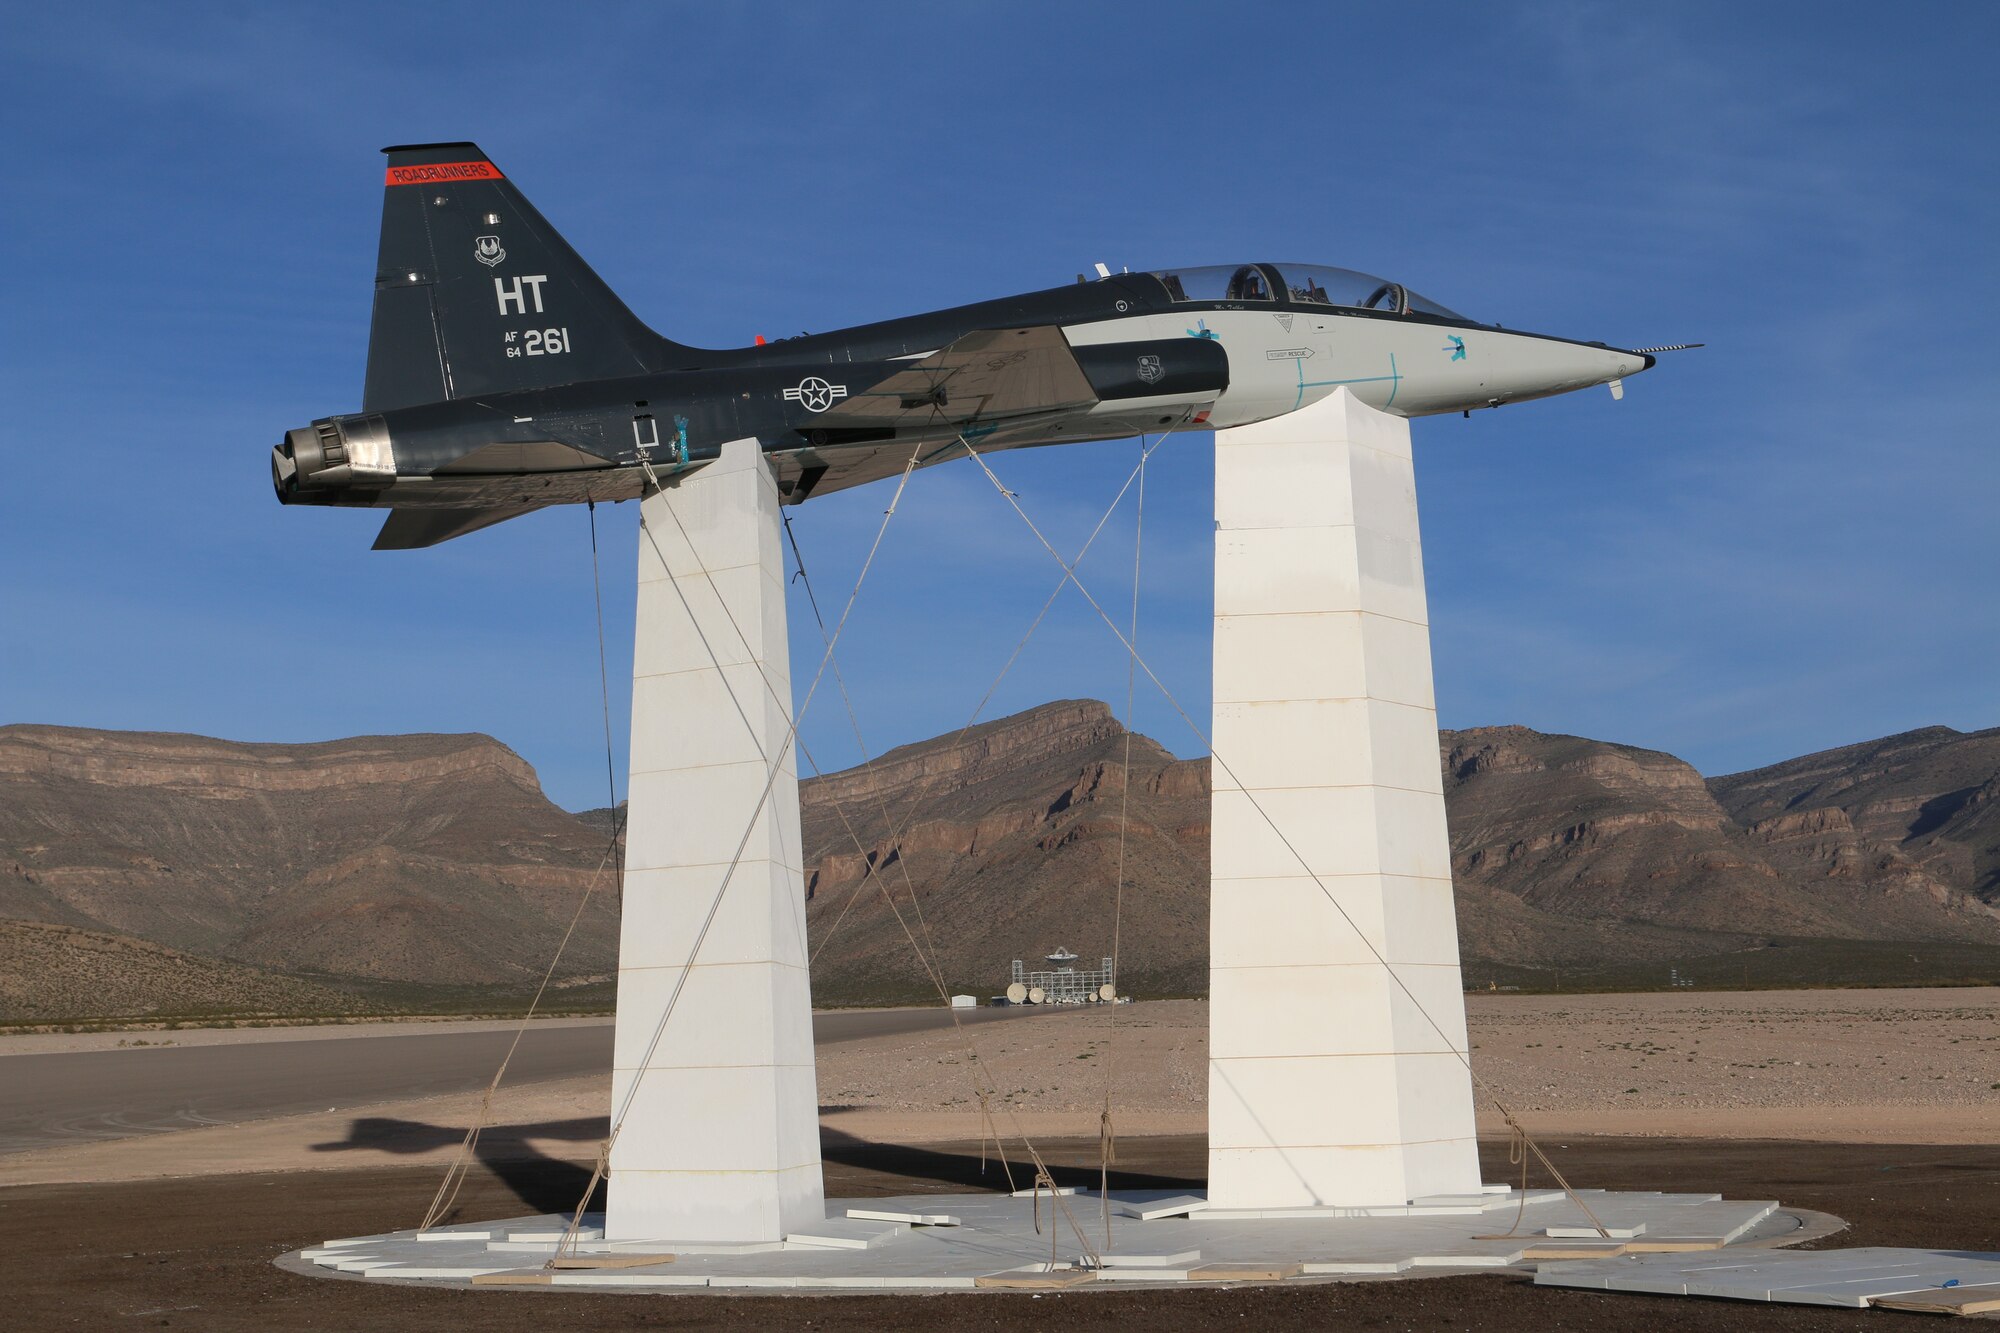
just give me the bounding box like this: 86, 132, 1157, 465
845, 1207, 959, 1226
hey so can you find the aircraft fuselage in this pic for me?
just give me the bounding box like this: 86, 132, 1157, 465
272, 146, 1658, 548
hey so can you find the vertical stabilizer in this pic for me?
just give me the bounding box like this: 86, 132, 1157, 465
364, 142, 683, 412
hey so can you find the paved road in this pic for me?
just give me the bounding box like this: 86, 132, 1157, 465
0, 1006, 1044, 1156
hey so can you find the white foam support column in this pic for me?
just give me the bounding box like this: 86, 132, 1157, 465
607, 439, 825, 1243
1206, 387, 1480, 1210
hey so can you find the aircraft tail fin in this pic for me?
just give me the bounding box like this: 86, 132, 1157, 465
363, 142, 685, 412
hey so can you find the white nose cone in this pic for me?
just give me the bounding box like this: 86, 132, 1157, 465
1477, 335, 1652, 406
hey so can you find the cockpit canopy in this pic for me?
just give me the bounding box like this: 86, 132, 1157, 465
1143, 263, 1467, 321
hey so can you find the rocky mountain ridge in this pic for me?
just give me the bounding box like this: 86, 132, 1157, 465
0, 724, 620, 993
1441, 725, 2000, 969
3, 708, 1998, 1019
794, 709, 2000, 1001
1712, 725, 2000, 907
801, 700, 1211, 1003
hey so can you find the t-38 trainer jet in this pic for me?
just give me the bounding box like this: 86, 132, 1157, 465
273, 142, 1667, 548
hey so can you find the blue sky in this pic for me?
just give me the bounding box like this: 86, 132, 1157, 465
3, 3, 1994, 811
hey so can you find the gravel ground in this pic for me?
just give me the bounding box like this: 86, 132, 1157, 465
1466, 987, 2000, 1117
8, 988, 1998, 1188
7, 989, 1998, 1328
815, 987, 2000, 1141
5, 1136, 1997, 1331
0, 1014, 611, 1057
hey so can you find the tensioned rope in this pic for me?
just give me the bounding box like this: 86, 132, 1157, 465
758, 433, 1164, 1263
422, 415, 1598, 1254
552, 442, 1102, 1272
791, 437, 1188, 1265
420, 473, 889, 1233
798, 429, 1191, 1263
623, 466, 1028, 1193
588, 501, 624, 839
577, 438, 1105, 1267
416, 500, 627, 1233
435, 436, 1110, 1265
787, 495, 1135, 1216
803, 431, 1178, 970
547, 447, 925, 1265
1098, 432, 1146, 1248
782, 510, 1014, 1178
786, 434, 1180, 1226
772, 413, 1197, 1264
783, 432, 1178, 1193
953, 435, 1613, 1239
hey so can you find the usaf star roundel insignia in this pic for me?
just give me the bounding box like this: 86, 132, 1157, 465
784, 376, 849, 413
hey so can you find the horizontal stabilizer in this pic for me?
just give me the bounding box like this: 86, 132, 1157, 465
372, 505, 541, 550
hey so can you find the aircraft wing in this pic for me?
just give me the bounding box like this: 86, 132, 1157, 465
769, 324, 1231, 503
769, 325, 1097, 500
810, 326, 1098, 428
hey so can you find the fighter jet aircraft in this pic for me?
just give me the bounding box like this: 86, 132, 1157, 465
272, 142, 1661, 549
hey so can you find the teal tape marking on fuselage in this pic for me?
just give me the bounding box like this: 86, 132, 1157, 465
1293, 348, 1404, 410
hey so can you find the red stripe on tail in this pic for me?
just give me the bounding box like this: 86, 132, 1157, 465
384, 161, 504, 187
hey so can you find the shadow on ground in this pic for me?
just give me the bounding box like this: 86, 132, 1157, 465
309, 1115, 1203, 1220
8, 1137, 2000, 1331
311, 1115, 607, 1216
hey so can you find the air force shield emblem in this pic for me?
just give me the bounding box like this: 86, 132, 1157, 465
474, 235, 506, 268
1136, 354, 1164, 386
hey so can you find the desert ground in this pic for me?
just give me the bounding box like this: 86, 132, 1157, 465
3, 989, 1997, 1330
4, 1137, 1997, 1331
3, 988, 1996, 1188
0, 1005, 1039, 1157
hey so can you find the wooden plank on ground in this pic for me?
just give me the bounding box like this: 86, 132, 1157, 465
1188, 1262, 1305, 1281
975, 1267, 1098, 1290
1626, 1238, 1727, 1253
1523, 1242, 1631, 1259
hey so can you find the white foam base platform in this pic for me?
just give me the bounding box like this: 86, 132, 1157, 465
1539, 1246, 2000, 1310
285, 1187, 1794, 1294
